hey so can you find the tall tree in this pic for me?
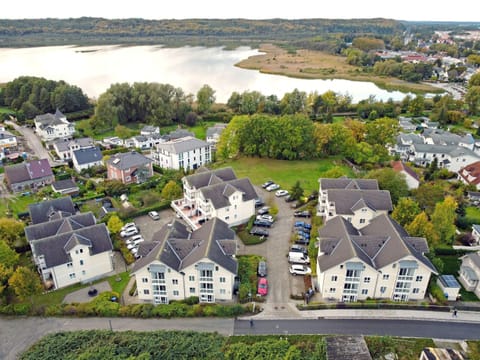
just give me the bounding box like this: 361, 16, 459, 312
405, 212, 439, 247
8, 266, 43, 302
0, 263, 13, 299
107, 215, 123, 234
0, 218, 25, 248
431, 196, 458, 244
196, 84, 215, 115
161, 180, 183, 200
366, 168, 409, 205
290, 181, 304, 201
0, 241, 19, 269
392, 197, 421, 227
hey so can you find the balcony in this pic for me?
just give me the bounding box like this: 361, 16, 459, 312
171, 198, 205, 230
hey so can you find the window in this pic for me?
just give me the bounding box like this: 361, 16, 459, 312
416, 276, 423, 282
67, 262, 73, 268
172, 279, 178, 285
380, 286, 386, 293
81, 270, 86, 275
226, 207, 230, 212
79, 260, 84, 266
69, 273, 76, 279
331, 275, 338, 281
126, 176, 131, 182
225, 216, 229, 221
189, 275, 195, 281
143, 289, 150, 295
359, 219, 366, 224
361, 208, 367, 212
413, 288, 420, 294
142, 278, 148, 283
329, 288, 336, 293
219, 277, 226, 283
173, 290, 179, 296
190, 287, 196, 294
220, 289, 226, 294
383, 274, 389, 280
79, 249, 83, 254
361, 289, 368, 295
364, 277, 371, 283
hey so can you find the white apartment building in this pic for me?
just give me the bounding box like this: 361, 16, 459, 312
152, 136, 211, 171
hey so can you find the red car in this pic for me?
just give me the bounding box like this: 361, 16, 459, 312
257, 277, 268, 296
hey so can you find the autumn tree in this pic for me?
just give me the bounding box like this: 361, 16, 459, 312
0, 218, 25, 248
431, 196, 458, 244
161, 180, 183, 200
8, 266, 43, 302
0, 263, 13, 299
392, 197, 421, 227
366, 168, 409, 205
107, 214, 124, 234
405, 212, 439, 247
0, 241, 20, 269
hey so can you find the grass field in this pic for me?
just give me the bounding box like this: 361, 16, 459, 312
214, 156, 354, 193
466, 206, 480, 224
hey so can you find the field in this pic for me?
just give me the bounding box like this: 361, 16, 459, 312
214, 156, 354, 194
236, 44, 441, 94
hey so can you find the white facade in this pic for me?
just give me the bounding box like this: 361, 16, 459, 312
409, 144, 480, 173
0, 132, 17, 151
35, 113, 75, 141
316, 255, 433, 302
39, 244, 113, 289
459, 253, 480, 299
135, 259, 235, 304
152, 136, 211, 171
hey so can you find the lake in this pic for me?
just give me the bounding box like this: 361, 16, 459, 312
0, 45, 412, 103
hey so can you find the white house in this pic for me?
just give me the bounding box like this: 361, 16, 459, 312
391, 160, 420, 190
34, 109, 75, 141
317, 178, 392, 228
206, 123, 227, 146
140, 125, 160, 137
53, 137, 94, 160
436, 275, 461, 301
458, 252, 480, 299
458, 161, 480, 189
408, 144, 480, 172
152, 136, 212, 171
72, 146, 103, 172
0, 129, 17, 153
131, 218, 238, 304
472, 224, 480, 245
24, 211, 114, 290
316, 214, 437, 302
171, 167, 257, 229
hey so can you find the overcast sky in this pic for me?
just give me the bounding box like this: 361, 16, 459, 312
2, 0, 479, 22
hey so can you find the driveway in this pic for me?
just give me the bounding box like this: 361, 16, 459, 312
133, 208, 176, 242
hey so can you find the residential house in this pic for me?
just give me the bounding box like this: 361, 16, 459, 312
72, 146, 103, 173
398, 117, 416, 132
34, 109, 75, 141
206, 123, 227, 146
25, 211, 114, 289
152, 136, 211, 171
103, 137, 124, 147
408, 144, 480, 172
316, 214, 437, 302
422, 128, 474, 150
390, 133, 424, 159
4, 158, 54, 193
317, 177, 392, 228
51, 179, 80, 196
459, 252, 480, 299
171, 167, 257, 229
29, 196, 77, 224
391, 160, 420, 189
140, 125, 160, 137
106, 151, 153, 185
167, 129, 194, 140
131, 218, 237, 304
0, 129, 18, 153
467, 191, 480, 203
458, 161, 480, 189
53, 137, 94, 160
124, 135, 152, 150
472, 224, 480, 245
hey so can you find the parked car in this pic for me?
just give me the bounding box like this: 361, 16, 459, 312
256, 214, 274, 223
294, 221, 307, 228
133, 237, 145, 246
266, 183, 280, 192
275, 189, 289, 197
295, 236, 310, 245
288, 252, 310, 264
257, 206, 270, 215
257, 277, 268, 296
303, 223, 312, 230
290, 244, 308, 255
289, 264, 312, 276
121, 222, 136, 231
296, 230, 310, 239
255, 198, 265, 207
262, 180, 274, 189
284, 195, 295, 202
120, 227, 139, 238
254, 220, 272, 228
257, 260, 267, 277
249, 227, 269, 237
148, 211, 160, 220
131, 247, 138, 255
294, 210, 311, 218
127, 243, 137, 250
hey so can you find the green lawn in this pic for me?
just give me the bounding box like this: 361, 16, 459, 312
107, 271, 131, 295
466, 207, 480, 224
438, 255, 479, 301
0, 106, 14, 115
0, 193, 48, 218
213, 156, 354, 194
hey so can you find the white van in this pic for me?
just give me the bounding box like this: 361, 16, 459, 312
288, 252, 310, 264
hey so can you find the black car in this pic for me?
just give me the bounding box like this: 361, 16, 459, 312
255, 198, 265, 207
290, 244, 308, 254
295, 236, 310, 245
294, 210, 311, 218
257, 261, 267, 277
254, 220, 272, 228
249, 227, 269, 237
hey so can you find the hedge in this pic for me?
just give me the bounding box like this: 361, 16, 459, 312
118, 200, 171, 220
434, 247, 467, 256
297, 302, 451, 312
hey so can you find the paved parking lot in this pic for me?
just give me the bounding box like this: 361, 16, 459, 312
132, 209, 176, 241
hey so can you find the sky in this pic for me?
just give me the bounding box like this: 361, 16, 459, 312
2, 0, 479, 22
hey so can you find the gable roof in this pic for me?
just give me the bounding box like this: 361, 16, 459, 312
29, 196, 76, 224
184, 167, 237, 189
132, 218, 237, 275
52, 179, 79, 192
54, 137, 93, 152
72, 146, 103, 165
106, 151, 152, 170
391, 160, 420, 181
156, 136, 209, 154
413, 144, 480, 159
317, 214, 436, 273
30, 223, 112, 268
199, 178, 257, 210
5, 159, 53, 184
319, 177, 379, 191
327, 189, 393, 215
458, 161, 480, 187
34, 109, 67, 128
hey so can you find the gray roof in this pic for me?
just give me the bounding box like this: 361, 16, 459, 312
156, 136, 209, 154
397, 133, 424, 145
72, 146, 102, 165
317, 214, 437, 273
462, 252, 480, 270
30, 223, 112, 268
423, 129, 474, 146
54, 137, 93, 152
319, 177, 379, 191
25, 212, 96, 243
106, 151, 152, 170
327, 189, 393, 215
184, 167, 237, 189
199, 178, 257, 210
131, 218, 237, 275
473, 224, 480, 234
52, 179, 79, 192
167, 129, 194, 140
206, 124, 227, 137
413, 144, 480, 159
29, 197, 76, 224
35, 109, 67, 128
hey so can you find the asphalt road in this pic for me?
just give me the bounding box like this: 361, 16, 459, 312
233, 318, 480, 340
